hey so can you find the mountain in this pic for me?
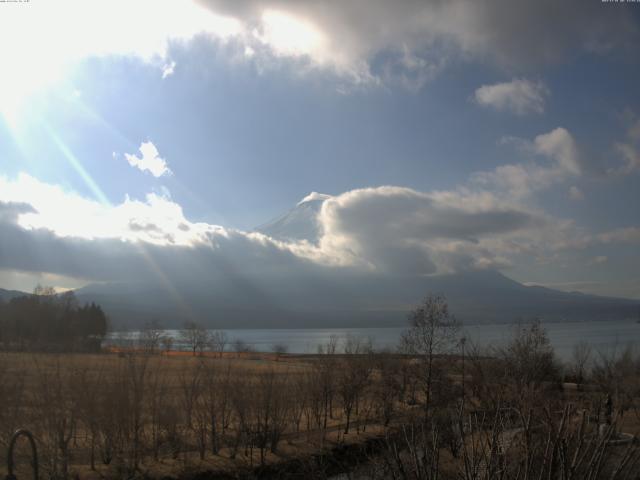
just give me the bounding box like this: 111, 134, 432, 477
254, 192, 329, 243
74, 267, 639, 330
67, 194, 640, 329
0, 288, 29, 302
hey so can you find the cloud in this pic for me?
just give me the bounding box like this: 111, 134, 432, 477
162, 61, 176, 79
0, 174, 206, 245
493, 115, 640, 181
474, 127, 581, 197
610, 117, 640, 175
0, 201, 36, 224
316, 186, 547, 274
0, 173, 551, 284
534, 127, 581, 175
1, 0, 637, 115
0, 175, 319, 286
0, 0, 242, 119
198, 0, 638, 85
597, 227, 640, 245
474, 78, 548, 115
0, 167, 637, 301
124, 141, 172, 178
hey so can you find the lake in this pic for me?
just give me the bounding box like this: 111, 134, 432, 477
108, 318, 640, 361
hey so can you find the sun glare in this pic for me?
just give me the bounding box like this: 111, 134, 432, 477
259, 10, 327, 59
0, 1, 333, 127
0, 0, 242, 127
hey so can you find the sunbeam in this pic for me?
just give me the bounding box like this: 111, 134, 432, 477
44, 124, 111, 207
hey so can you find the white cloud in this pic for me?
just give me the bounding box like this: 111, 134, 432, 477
474, 127, 581, 197
610, 118, 640, 175
474, 79, 548, 115
316, 186, 547, 274
256, 10, 327, 60
614, 142, 640, 174
124, 141, 172, 178
534, 127, 581, 175
0, 174, 210, 245
162, 61, 176, 79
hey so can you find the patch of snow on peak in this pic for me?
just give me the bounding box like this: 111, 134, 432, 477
297, 192, 331, 206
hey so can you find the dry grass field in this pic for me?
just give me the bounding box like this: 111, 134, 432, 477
0, 350, 406, 479
2, 321, 640, 479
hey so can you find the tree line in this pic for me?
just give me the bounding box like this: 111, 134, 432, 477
0, 286, 108, 352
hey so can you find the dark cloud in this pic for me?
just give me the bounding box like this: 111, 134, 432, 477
0, 201, 37, 224
318, 186, 546, 274
128, 220, 162, 233
198, 0, 638, 79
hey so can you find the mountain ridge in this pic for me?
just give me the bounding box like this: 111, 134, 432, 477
0, 287, 30, 302
70, 268, 639, 329
3, 194, 638, 329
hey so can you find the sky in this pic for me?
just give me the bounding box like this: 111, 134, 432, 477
0, 0, 639, 299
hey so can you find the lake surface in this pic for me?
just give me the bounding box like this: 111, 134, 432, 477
108, 319, 640, 361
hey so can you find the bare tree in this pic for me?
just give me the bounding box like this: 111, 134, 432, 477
137, 319, 164, 354
592, 344, 640, 420
313, 341, 339, 436
32, 357, 78, 479
146, 363, 169, 461
160, 334, 174, 353
338, 336, 373, 434
497, 320, 561, 409
180, 320, 210, 355
209, 330, 228, 358
75, 365, 104, 470
400, 294, 459, 415
317, 334, 339, 355
232, 338, 254, 357
372, 354, 402, 427
201, 360, 227, 455
124, 354, 149, 471
34, 284, 57, 296
289, 372, 309, 433
271, 342, 289, 360
0, 354, 25, 452
229, 374, 250, 459
570, 340, 593, 383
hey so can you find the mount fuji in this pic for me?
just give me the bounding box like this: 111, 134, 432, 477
254, 192, 330, 243
67, 193, 639, 329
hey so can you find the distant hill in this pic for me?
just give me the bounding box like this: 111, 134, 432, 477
74, 268, 639, 330
0, 288, 29, 302
14, 194, 640, 330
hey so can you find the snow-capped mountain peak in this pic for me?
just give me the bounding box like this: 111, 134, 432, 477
255, 192, 331, 243
297, 192, 332, 206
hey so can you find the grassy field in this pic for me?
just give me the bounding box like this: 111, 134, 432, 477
1, 338, 640, 479
0, 350, 404, 479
